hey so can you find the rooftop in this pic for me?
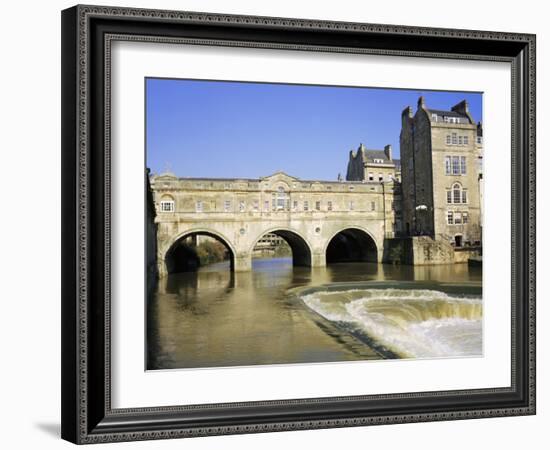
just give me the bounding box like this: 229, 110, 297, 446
428, 108, 471, 124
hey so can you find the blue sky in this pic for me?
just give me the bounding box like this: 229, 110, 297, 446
146, 78, 482, 181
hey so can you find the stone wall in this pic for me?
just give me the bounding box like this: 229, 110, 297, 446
410, 236, 455, 265
382, 238, 413, 265
454, 247, 482, 263
383, 236, 470, 265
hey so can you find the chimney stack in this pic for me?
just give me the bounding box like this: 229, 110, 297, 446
402, 106, 413, 118
451, 99, 470, 115
384, 144, 392, 161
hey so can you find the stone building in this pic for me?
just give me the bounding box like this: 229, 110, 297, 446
400, 96, 482, 247
346, 143, 401, 183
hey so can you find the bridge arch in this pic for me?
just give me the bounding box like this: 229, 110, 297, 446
250, 227, 313, 267
325, 227, 379, 264
163, 229, 237, 274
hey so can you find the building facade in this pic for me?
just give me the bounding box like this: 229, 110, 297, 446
150, 171, 401, 275
346, 143, 401, 183
400, 96, 482, 247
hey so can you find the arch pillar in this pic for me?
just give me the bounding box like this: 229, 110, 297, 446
234, 252, 252, 272
157, 255, 168, 278
311, 252, 326, 268
377, 246, 384, 263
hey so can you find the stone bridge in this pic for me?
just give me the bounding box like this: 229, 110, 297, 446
151, 172, 400, 276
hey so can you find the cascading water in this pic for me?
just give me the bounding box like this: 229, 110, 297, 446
301, 288, 482, 359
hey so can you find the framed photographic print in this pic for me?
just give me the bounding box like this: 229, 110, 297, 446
61, 4, 536, 444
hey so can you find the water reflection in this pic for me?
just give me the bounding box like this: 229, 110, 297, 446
147, 258, 481, 370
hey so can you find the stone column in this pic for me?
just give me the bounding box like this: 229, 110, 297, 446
157, 257, 167, 278
234, 253, 252, 272
377, 246, 385, 263
311, 252, 326, 268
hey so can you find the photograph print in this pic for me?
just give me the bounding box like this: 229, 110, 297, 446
145, 78, 483, 371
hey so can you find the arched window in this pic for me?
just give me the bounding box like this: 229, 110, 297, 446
450, 183, 467, 204
452, 183, 461, 204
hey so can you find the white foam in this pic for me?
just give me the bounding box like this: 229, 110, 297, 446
301, 288, 482, 359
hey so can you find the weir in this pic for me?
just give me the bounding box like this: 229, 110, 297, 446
296, 281, 482, 359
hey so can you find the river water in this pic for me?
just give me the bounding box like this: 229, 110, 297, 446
147, 258, 482, 370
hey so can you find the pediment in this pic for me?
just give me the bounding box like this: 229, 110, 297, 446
153, 171, 178, 181
260, 171, 301, 184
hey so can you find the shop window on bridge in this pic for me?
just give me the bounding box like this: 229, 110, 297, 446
315, 201, 321, 211
224, 200, 231, 212
160, 198, 174, 212
304, 201, 309, 211
276, 186, 289, 210
327, 201, 333, 211
195, 201, 203, 213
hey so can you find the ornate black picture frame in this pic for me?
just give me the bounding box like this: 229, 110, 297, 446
61, 4, 536, 444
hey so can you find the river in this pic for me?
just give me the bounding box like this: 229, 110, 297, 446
147, 258, 482, 370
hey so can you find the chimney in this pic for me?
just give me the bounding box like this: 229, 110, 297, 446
384, 144, 392, 161
451, 99, 469, 115
402, 106, 413, 118
477, 121, 483, 137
